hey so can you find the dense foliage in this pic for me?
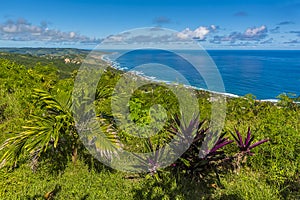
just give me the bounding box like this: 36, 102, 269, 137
0, 51, 299, 199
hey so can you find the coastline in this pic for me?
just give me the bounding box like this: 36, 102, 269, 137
98, 51, 299, 104
99, 53, 283, 103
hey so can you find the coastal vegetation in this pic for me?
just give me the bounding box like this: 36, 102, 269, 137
0, 49, 299, 199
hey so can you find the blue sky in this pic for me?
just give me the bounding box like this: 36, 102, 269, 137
0, 0, 300, 49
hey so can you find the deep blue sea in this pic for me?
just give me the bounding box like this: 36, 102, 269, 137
103, 50, 300, 100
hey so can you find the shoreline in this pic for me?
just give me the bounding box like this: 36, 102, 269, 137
100, 53, 296, 104
100, 54, 242, 99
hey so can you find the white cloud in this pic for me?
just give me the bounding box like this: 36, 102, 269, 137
0, 18, 102, 44
2, 25, 17, 33
210, 25, 217, 30
105, 35, 124, 42
210, 25, 268, 44
177, 28, 193, 39
244, 25, 267, 37
69, 32, 76, 38
177, 25, 217, 41
193, 27, 210, 39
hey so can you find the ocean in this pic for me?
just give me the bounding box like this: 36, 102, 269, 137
102, 50, 300, 100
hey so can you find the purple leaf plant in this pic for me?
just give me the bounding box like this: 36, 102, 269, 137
208, 133, 234, 156
231, 127, 269, 155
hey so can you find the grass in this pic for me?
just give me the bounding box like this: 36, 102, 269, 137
0, 161, 137, 199
0, 160, 288, 199
213, 169, 281, 199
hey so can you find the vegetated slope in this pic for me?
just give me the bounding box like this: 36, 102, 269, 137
0, 49, 299, 199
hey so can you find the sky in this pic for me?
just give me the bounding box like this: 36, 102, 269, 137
0, 0, 300, 49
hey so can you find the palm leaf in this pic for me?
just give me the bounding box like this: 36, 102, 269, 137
0, 88, 121, 168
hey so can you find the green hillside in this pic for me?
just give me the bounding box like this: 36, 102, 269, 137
0, 49, 299, 199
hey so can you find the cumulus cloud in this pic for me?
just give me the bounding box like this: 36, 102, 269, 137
177, 25, 218, 41
244, 25, 268, 38
0, 18, 101, 44
101, 27, 222, 50
210, 25, 268, 44
277, 21, 295, 26
233, 11, 248, 17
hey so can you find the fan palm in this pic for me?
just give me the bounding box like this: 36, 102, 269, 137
0, 88, 120, 169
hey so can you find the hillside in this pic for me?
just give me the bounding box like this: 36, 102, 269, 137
0, 49, 299, 199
